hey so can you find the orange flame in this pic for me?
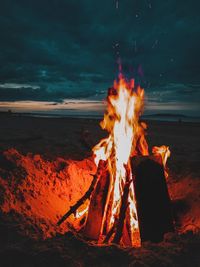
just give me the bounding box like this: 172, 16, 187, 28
152, 145, 171, 178
93, 74, 150, 246
92, 73, 170, 246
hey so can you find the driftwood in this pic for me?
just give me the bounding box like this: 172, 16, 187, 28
57, 160, 106, 226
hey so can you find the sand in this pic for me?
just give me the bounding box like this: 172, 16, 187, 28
0, 112, 199, 267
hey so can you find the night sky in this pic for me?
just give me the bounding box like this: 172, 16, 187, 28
0, 0, 200, 115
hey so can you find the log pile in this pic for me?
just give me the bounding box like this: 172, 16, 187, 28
57, 155, 174, 245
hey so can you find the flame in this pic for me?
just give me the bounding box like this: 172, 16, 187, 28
152, 145, 171, 178
91, 73, 171, 247
93, 74, 149, 246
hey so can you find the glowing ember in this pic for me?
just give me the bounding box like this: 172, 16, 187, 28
92, 73, 170, 246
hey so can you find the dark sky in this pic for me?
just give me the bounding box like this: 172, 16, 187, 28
0, 0, 200, 115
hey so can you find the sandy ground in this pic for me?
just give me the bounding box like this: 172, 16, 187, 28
0, 112, 199, 267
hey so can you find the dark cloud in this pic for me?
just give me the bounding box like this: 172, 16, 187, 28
0, 0, 200, 114
0, 84, 97, 101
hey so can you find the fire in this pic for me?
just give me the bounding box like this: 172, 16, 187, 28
92, 73, 170, 247
152, 145, 171, 178
92, 74, 149, 246
54, 72, 171, 246
93, 74, 149, 166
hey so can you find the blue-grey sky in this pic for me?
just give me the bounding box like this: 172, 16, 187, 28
0, 0, 200, 115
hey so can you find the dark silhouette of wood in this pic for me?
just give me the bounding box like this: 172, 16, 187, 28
57, 160, 106, 226
131, 157, 174, 243
103, 222, 116, 243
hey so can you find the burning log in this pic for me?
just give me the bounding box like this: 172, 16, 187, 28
83, 161, 110, 240
82, 155, 173, 245
112, 166, 132, 244
131, 156, 174, 243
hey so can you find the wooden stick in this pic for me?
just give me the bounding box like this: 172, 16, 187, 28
57, 160, 106, 226
112, 165, 132, 244
103, 221, 117, 244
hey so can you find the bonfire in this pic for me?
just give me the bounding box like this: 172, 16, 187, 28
57, 73, 174, 247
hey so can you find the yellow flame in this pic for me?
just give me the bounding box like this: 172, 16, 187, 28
93, 74, 150, 246
152, 145, 171, 177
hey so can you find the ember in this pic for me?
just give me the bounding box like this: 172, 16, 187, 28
58, 73, 173, 247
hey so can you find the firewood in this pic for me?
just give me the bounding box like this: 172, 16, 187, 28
103, 222, 116, 243
131, 156, 174, 243
83, 162, 110, 240
112, 165, 132, 244
57, 160, 107, 226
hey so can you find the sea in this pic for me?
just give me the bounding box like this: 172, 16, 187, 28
3, 110, 200, 123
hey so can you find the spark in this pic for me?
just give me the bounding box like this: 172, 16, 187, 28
134, 40, 137, 53
116, 1, 119, 9
152, 39, 158, 49
146, 82, 151, 89
146, 0, 152, 9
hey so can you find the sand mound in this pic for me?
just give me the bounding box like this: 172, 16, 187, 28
0, 148, 199, 241
0, 148, 96, 239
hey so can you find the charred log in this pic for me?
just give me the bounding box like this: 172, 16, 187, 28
131, 156, 174, 243
103, 222, 116, 244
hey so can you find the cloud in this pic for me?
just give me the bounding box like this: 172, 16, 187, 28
0, 83, 40, 90
146, 83, 200, 104
0, 0, 199, 115
0, 80, 108, 101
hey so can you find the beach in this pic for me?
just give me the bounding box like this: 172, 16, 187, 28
0, 112, 199, 266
